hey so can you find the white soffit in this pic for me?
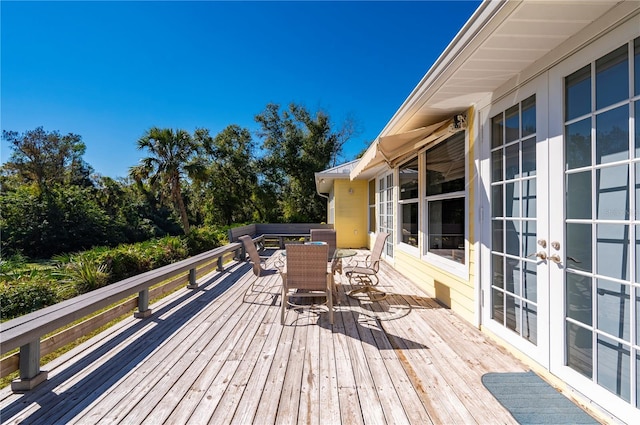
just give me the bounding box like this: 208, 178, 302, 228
383, 0, 623, 136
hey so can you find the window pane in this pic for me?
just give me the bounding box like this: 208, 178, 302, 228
505, 219, 520, 257
596, 164, 629, 220
492, 220, 504, 253
369, 206, 375, 233
505, 143, 519, 180
492, 113, 504, 148
492, 254, 504, 289
505, 105, 520, 143
597, 335, 630, 402
492, 149, 503, 182
635, 37, 640, 96
521, 95, 536, 137
596, 105, 629, 165
567, 272, 592, 325
522, 302, 537, 345
399, 157, 419, 200
491, 184, 503, 218
428, 197, 464, 264
505, 181, 519, 217
522, 220, 536, 259
426, 133, 465, 196
565, 118, 592, 170
401, 203, 418, 246
596, 44, 628, 109
567, 171, 591, 220
597, 279, 630, 341
566, 223, 592, 272
505, 257, 520, 296
596, 223, 629, 281
567, 322, 593, 378
566, 65, 591, 121
523, 260, 537, 303
522, 178, 536, 218
368, 179, 375, 205
505, 295, 520, 333
492, 288, 504, 323
635, 101, 640, 157
522, 137, 536, 177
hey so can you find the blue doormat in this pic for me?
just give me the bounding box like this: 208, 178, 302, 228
481, 372, 599, 424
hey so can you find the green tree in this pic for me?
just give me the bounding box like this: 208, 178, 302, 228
129, 128, 203, 235
255, 103, 353, 222
1, 127, 94, 193
195, 125, 262, 225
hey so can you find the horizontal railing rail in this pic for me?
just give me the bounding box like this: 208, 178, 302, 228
0, 241, 243, 392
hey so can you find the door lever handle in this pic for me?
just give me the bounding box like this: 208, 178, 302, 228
526, 251, 547, 260
549, 254, 562, 264
567, 256, 581, 264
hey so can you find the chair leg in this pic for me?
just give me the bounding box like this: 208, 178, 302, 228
281, 287, 286, 324
347, 274, 386, 301
327, 276, 334, 325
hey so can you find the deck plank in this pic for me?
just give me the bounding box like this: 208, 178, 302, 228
0, 250, 560, 425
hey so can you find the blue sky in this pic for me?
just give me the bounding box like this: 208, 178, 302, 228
1, 1, 480, 179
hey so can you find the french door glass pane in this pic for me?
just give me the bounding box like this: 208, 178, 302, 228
596, 105, 629, 165
567, 171, 592, 219
597, 335, 630, 402
492, 289, 504, 322
492, 149, 503, 182
565, 65, 591, 121
505, 182, 519, 217
635, 37, 640, 96
566, 223, 593, 272
522, 302, 537, 344
566, 272, 592, 325
596, 279, 630, 340
492, 254, 504, 289
595, 44, 628, 109
505, 220, 520, 256
566, 118, 592, 170
596, 164, 629, 220
522, 179, 536, 218
635, 101, 640, 157
505, 144, 520, 180
522, 137, 536, 176
492, 185, 503, 217
505, 105, 520, 143
566, 322, 593, 378
523, 261, 537, 302
596, 223, 629, 281
521, 95, 536, 137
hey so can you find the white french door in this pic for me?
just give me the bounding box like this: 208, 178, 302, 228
481, 74, 551, 368
482, 23, 640, 423
546, 30, 640, 423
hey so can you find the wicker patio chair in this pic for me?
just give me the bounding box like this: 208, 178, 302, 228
344, 232, 390, 301
280, 243, 333, 325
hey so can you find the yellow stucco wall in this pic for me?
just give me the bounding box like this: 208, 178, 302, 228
333, 179, 368, 248
391, 106, 477, 324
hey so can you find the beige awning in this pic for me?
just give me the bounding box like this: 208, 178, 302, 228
350, 118, 458, 180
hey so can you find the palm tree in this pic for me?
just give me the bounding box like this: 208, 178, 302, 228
129, 128, 203, 235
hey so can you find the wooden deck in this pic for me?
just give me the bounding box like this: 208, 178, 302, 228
1, 249, 535, 424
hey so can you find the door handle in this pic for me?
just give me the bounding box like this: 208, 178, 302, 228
549, 254, 562, 264
527, 251, 547, 260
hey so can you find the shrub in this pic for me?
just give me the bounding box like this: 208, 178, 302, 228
184, 226, 225, 255
0, 279, 58, 320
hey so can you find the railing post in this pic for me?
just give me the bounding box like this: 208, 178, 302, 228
187, 268, 198, 289
134, 289, 152, 318
11, 340, 48, 392
217, 256, 224, 272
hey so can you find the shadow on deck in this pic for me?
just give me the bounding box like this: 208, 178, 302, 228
0, 249, 562, 424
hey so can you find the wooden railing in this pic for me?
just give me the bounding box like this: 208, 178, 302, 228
0, 241, 243, 392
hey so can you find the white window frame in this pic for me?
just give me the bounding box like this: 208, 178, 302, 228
398, 156, 420, 256
421, 131, 469, 278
